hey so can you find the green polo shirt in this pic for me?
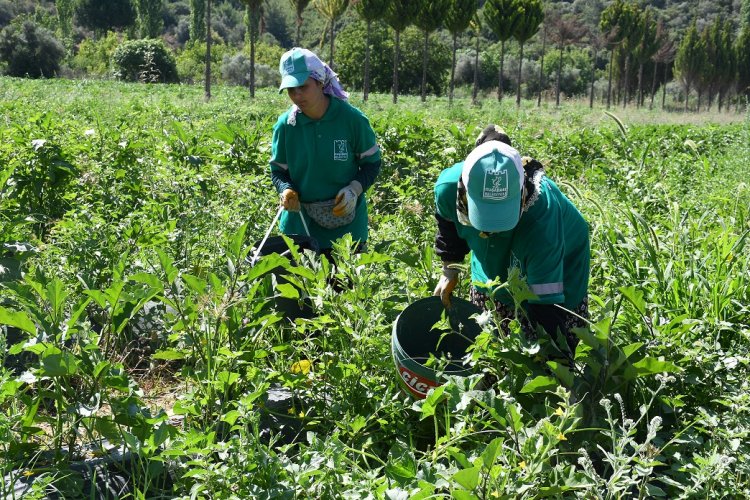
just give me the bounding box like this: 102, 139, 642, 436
270, 97, 381, 249
435, 163, 590, 309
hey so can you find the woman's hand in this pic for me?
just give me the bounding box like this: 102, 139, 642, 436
333, 181, 362, 217
281, 189, 300, 211
433, 263, 460, 307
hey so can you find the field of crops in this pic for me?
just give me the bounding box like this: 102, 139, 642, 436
1, 77, 749, 498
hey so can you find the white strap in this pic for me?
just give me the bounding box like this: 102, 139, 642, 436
250, 206, 283, 265
298, 210, 311, 237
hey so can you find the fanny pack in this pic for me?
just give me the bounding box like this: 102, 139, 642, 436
301, 199, 355, 229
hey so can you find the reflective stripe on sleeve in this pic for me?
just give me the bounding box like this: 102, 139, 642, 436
530, 282, 564, 295
358, 144, 380, 159
271, 161, 288, 170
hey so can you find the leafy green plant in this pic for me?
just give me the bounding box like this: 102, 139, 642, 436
1, 112, 78, 239
112, 38, 179, 83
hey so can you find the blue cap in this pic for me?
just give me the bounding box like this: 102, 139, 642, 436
461, 141, 524, 232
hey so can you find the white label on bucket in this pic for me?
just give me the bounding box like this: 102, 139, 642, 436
400, 368, 436, 397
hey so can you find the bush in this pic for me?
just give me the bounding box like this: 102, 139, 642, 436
70, 31, 122, 77
253, 40, 285, 68
0, 20, 65, 78
174, 39, 229, 84
543, 47, 594, 97
220, 52, 276, 88
111, 38, 179, 83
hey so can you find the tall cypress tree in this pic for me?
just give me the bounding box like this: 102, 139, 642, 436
512, 0, 544, 107
484, 0, 522, 102
600, 0, 636, 109
56, 0, 74, 39
444, 0, 478, 104
674, 20, 705, 112
354, 0, 387, 102
414, 0, 448, 102
650, 20, 675, 110
633, 8, 658, 108
136, 0, 163, 38
618, 2, 642, 108
742, 0, 750, 29
549, 14, 584, 107
190, 0, 206, 42
240, 0, 263, 97
715, 19, 735, 112
736, 24, 750, 105
313, 0, 349, 69
383, 0, 417, 104
701, 16, 734, 111
289, 0, 311, 47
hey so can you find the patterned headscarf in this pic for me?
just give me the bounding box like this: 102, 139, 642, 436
308, 61, 348, 101
280, 48, 348, 125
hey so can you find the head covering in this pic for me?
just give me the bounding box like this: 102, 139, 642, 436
278, 47, 349, 100
475, 124, 512, 147
460, 141, 524, 233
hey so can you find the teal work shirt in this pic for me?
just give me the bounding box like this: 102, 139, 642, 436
434, 163, 590, 309
270, 97, 381, 249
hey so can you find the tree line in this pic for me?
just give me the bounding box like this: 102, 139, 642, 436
1, 0, 748, 111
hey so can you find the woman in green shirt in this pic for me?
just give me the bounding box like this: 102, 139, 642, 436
433, 125, 590, 356
270, 48, 381, 261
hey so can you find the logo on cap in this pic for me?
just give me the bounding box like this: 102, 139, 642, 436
482, 167, 508, 200
283, 55, 295, 74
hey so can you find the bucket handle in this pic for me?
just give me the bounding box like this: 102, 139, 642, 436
249, 206, 312, 265
250, 206, 283, 265
298, 209, 311, 237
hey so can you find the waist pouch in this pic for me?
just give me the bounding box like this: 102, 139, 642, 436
301, 199, 355, 229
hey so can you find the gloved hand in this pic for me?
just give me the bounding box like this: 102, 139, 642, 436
333, 181, 362, 217
280, 189, 300, 212
433, 262, 460, 307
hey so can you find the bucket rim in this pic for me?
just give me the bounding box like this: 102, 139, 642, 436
391, 335, 471, 375
391, 296, 481, 376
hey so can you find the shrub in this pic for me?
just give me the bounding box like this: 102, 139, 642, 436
70, 31, 122, 78
253, 40, 285, 68
174, 39, 229, 84
220, 52, 276, 88
111, 38, 179, 83
0, 20, 65, 78
219, 41, 284, 88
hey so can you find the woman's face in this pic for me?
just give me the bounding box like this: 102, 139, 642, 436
286, 77, 325, 115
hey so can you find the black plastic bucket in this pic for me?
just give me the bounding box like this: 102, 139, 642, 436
250, 234, 319, 321
252, 234, 319, 260
392, 296, 482, 399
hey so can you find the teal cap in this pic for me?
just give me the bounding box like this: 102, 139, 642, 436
461, 141, 524, 233
279, 47, 323, 92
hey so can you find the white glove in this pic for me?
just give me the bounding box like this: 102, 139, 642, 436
333, 181, 362, 217
433, 262, 460, 307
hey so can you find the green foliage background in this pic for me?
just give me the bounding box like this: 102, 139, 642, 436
0, 77, 748, 497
